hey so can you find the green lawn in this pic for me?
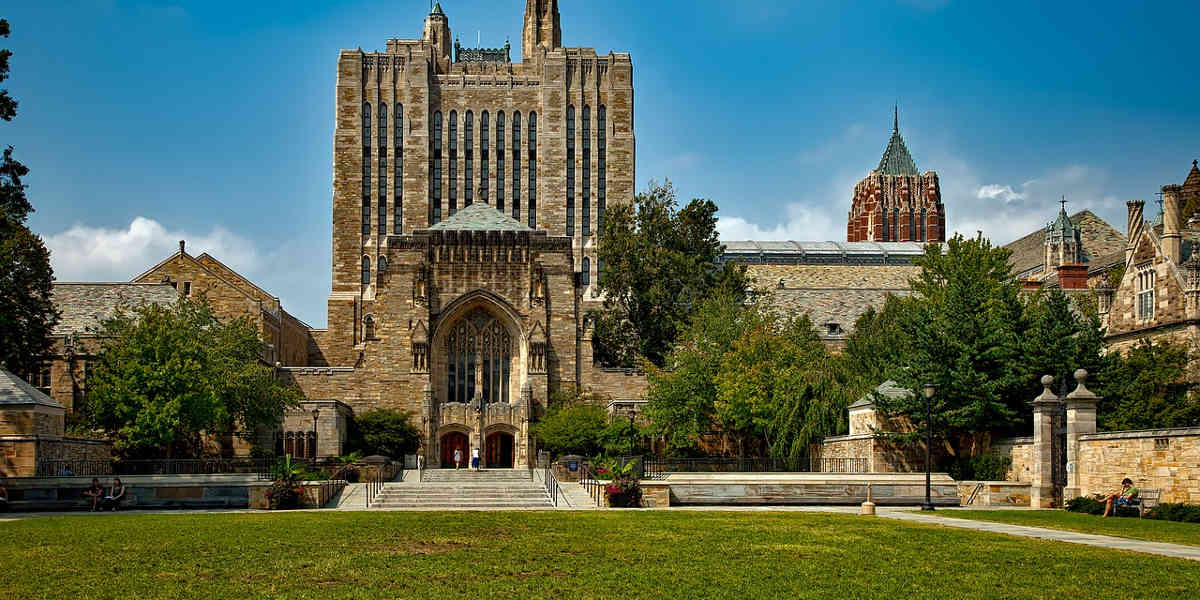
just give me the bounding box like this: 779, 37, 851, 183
1, 511, 1198, 599
943, 509, 1200, 547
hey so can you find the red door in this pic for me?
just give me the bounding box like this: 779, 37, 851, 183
440, 432, 469, 468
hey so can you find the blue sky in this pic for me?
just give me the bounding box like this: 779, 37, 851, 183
4, 1, 1199, 326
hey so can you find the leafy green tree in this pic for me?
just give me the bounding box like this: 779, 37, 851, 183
1095, 340, 1199, 430
0, 18, 57, 377
1019, 288, 1104, 402
841, 296, 916, 396
533, 402, 609, 458
85, 298, 300, 457
593, 180, 746, 367
350, 408, 421, 458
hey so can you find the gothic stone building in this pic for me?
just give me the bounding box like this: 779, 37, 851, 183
283, 0, 639, 468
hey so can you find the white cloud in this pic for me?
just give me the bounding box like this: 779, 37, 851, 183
718, 203, 841, 241
976, 184, 1026, 203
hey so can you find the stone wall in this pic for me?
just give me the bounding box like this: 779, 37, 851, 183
1075, 427, 1200, 503
0, 436, 110, 477
583, 367, 649, 403
956, 481, 1032, 506
990, 436, 1033, 482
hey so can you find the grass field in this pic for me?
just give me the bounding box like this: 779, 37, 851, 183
1, 511, 1198, 599
943, 509, 1200, 547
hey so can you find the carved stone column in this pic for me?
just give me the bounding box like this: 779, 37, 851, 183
1030, 375, 1061, 508
1064, 369, 1100, 501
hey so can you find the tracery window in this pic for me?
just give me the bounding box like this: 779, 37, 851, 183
445, 311, 511, 405
566, 105, 575, 237
512, 111, 521, 221
480, 112, 489, 202
1137, 265, 1155, 320
597, 106, 606, 234
449, 111, 458, 216
582, 105, 591, 236
431, 111, 443, 224
394, 104, 403, 233
362, 102, 371, 235
464, 111, 474, 206
528, 112, 537, 228
379, 104, 387, 235
496, 111, 505, 212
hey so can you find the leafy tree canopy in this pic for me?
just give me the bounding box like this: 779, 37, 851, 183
592, 180, 746, 367
350, 409, 421, 459
1096, 339, 1200, 430
85, 298, 301, 457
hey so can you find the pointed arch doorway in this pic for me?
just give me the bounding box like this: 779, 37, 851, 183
485, 431, 515, 468
439, 431, 469, 468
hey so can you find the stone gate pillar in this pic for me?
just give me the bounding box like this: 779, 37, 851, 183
1031, 375, 1061, 508
1063, 369, 1100, 501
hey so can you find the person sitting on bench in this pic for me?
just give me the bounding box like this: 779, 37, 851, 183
83, 478, 104, 512
101, 478, 125, 511
0, 477, 9, 512
1102, 478, 1138, 517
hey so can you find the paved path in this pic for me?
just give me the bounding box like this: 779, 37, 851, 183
881, 509, 1200, 562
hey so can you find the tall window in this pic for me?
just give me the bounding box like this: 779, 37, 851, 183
582, 105, 591, 236
362, 102, 371, 235
431, 111, 442, 224
908, 206, 914, 241
480, 112, 489, 202
379, 104, 387, 234
528, 112, 537, 228
582, 256, 590, 286
598, 106, 606, 234
446, 311, 510, 405
566, 105, 575, 237
1137, 265, 1155, 320
920, 207, 926, 242
395, 104, 403, 233
496, 111, 505, 212
361, 256, 370, 285
512, 111, 521, 221
378, 255, 387, 276
464, 111, 474, 207
893, 207, 900, 241
881, 209, 889, 241
449, 111, 458, 216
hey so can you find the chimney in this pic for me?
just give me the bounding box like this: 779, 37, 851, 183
1163, 185, 1183, 264
1125, 200, 1143, 264
179, 240, 186, 255
1056, 264, 1088, 290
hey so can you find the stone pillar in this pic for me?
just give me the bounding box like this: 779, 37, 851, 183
1030, 375, 1060, 508
422, 382, 436, 466
1063, 369, 1100, 501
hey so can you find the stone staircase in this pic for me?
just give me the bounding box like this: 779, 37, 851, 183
369, 468, 555, 510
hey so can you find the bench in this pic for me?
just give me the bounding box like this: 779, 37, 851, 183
1114, 488, 1161, 518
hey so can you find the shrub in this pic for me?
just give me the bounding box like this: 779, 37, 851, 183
1065, 496, 1105, 515
533, 401, 608, 459
1145, 503, 1200, 523
948, 455, 1012, 481
350, 409, 421, 459
267, 455, 305, 510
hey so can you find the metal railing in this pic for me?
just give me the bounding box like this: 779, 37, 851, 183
642, 456, 869, 480
579, 463, 607, 508
542, 465, 558, 507
306, 465, 353, 508
363, 461, 402, 508
34, 458, 275, 478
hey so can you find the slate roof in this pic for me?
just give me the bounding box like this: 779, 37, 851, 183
0, 368, 63, 408
427, 202, 533, 232
850, 380, 913, 408
51, 283, 179, 336
1185, 160, 1200, 192
1004, 210, 1126, 278
876, 108, 919, 176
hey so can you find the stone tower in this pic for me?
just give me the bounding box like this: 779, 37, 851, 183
846, 108, 946, 243
523, 0, 562, 63
423, 3, 452, 73
1045, 199, 1081, 268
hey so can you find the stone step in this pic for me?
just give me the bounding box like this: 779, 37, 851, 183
370, 502, 553, 509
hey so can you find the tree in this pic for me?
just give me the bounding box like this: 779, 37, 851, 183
85, 298, 301, 457
533, 402, 609, 458
350, 409, 421, 458
1096, 340, 1200, 430
0, 19, 57, 376
1019, 288, 1103, 402
593, 180, 746, 367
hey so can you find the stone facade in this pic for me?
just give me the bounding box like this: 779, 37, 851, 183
990, 436, 1034, 483
846, 109, 945, 243
1076, 428, 1200, 504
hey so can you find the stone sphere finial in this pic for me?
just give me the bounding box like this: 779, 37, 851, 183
1074, 369, 1088, 384
1040, 374, 1054, 387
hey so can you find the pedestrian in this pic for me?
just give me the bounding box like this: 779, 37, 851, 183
453, 447, 462, 470
471, 447, 480, 471
83, 478, 104, 511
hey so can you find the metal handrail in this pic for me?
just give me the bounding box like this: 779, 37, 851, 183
363, 461, 402, 508
542, 465, 558, 507
578, 463, 607, 507
642, 456, 869, 479
33, 458, 276, 478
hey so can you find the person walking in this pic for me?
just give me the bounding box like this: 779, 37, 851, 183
453, 446, 463, 470
471, 447, 480, 472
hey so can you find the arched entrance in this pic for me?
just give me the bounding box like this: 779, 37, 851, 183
485, 431, 514, 468
440, 431, 469, 468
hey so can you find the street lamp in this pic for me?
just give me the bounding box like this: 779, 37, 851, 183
311, 408, 320, 460
921, 383, 936, 511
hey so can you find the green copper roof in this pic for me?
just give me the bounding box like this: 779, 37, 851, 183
1046, 200, 1079, 242
876, 107, 920, 176
431, 2, 444, 16
428, 202, 533, 232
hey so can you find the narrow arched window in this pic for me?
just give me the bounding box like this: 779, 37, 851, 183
893, 207, 900, 241
361, 256, 371, 285
394, 104, 403, 233
378, 255, 387, 273
362, 102, 372, 235
920, 207, 927, 242
431, 111, 443, 225
512, 111, 521, 221
464, 111, 474, 206
598, 106, 606, 234
566, 105, 575, 237
379, 104, 387, 235
364, 315, 375, 340
480, 111, 490, 201
496, 111, 505, 212
528, 112, 537, 228
582, 105, 591, 236
881, 209, 889, 241
449, 110, 458, 216
582, 256, 590, 286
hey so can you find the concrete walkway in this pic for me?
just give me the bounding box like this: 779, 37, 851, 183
881, 509, 1200, 562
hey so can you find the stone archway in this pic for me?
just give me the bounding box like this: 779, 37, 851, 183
433, 293, 524, 407
439, 430, 469, 468
485, 430, 515, 468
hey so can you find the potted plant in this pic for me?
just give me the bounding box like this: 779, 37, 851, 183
336, 451, 364, 483
603, 459, 643, 508
266, 455, 305, 510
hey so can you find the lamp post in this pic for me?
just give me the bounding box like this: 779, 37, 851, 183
311, 408, 320, 460
921, 383, 936, 511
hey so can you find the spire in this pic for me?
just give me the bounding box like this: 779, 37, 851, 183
893, 104, 899, 134
876, 108, 919, 176
430, 1, 444, 16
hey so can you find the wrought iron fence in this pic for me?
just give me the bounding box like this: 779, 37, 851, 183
642, 456, 868, 480
542, 465, 558, 507
578, 463, 607, 508
363, 461, 403, 508
34, 458, 275, 478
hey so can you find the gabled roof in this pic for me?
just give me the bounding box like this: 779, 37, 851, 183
850, 379, 913, 408
1184, 160, 1200, 193
427, 202, 533, 232
875, 108, 919, 176
1004, 210, 1126, 277
51, 283, 179, 336
0, 368, 63, 408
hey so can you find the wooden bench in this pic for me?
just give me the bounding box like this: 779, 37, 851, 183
1114, 488, 1161, 518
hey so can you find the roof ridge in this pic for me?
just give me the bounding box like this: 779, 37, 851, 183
427, 202, 533, 232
